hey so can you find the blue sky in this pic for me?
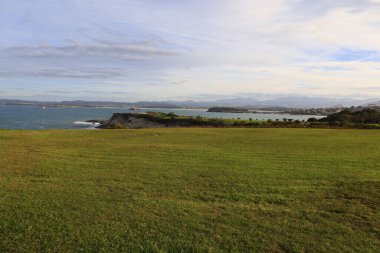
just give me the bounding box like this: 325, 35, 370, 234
1, 0, 380, 101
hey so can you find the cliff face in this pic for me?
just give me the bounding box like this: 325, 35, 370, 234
100, 113, 167, 129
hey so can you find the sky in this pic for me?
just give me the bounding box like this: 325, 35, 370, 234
1, 0, 380, 101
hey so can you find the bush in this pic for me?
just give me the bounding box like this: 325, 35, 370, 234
109, 123, 125, 129
307, 117, 318, 122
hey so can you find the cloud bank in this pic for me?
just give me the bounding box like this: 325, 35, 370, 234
0, 0, 380, 101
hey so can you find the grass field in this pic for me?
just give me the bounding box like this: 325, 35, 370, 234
0, 128, 379, 252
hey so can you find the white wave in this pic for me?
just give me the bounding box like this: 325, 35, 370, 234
73, 121, 100, 126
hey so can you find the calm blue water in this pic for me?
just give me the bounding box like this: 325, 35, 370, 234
0, 105, 319, 130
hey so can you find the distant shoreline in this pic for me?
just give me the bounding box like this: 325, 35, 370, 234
0, 104, 325, 117
3, 105, 378, 130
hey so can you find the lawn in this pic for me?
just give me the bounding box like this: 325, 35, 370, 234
0, 128, 379, 252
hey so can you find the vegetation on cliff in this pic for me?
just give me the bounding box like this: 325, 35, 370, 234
321, 108, 380, 124
308, 108, 380, 128
100, 111, 380, 129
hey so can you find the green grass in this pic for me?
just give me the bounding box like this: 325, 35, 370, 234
0, 128, 379, 252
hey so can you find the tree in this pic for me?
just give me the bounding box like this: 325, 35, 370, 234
168, 112, 176, 119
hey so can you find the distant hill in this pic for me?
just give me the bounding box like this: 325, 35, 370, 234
370, 101, 380, 106
0, 99, 180, 109
165, 96, 378, 108
0, 95, 378, 109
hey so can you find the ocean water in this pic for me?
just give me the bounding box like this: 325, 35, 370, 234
0, 105, 320, 130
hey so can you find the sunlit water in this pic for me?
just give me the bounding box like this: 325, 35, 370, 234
0, 105, 322, 130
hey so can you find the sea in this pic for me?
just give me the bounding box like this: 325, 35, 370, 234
0, 105, 321, 130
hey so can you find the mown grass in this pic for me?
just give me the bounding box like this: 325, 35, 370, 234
0, 128, 379, 252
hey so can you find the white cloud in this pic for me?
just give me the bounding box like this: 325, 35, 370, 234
1, 0, 380, 100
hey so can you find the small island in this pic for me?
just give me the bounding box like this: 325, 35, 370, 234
207, 107, 251, 113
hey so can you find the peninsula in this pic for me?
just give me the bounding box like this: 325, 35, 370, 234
98, 109, 380, 129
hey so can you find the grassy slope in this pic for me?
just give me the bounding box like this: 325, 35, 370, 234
0, 129, 379, 252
